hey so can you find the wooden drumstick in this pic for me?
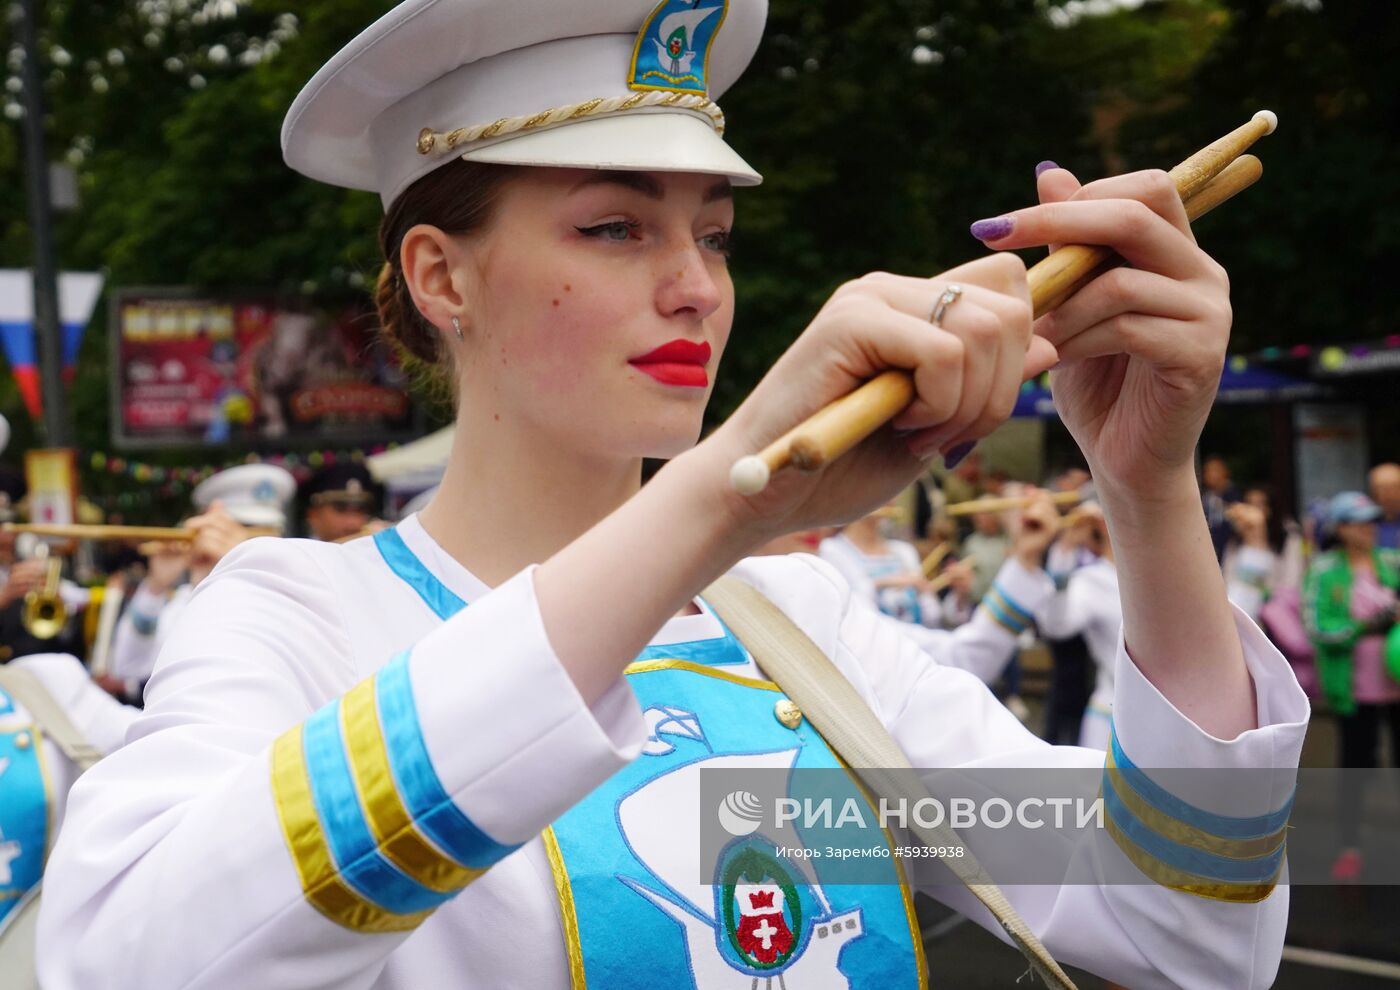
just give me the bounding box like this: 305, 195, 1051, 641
945, 489, 1083, 517
920, 540, 951, 579
729, 112, 1275, 496
1032, 153, 1264, 315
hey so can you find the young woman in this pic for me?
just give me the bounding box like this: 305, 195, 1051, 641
38, 1, 1306, 987
1302, 492, 1400, 881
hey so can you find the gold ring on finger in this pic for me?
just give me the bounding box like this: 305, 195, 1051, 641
929, 284, 964, 327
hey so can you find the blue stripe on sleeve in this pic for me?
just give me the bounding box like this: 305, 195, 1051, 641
1110, 733, 1294, 840
376, 653, 521, 870
1103, 785, 1285, 884
982, 594, 1026, 634
991, 582, 1034, 625
301, 703, 456, 914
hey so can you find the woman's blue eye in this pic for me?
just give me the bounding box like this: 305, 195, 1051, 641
699, 230, 732, 255
577, 221, 638, 242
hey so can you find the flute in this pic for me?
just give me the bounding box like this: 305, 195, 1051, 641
3, 522, 281, 541
730, 111, 1277, 496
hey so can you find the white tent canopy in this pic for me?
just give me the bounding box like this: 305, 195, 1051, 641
367, 426, 453, 491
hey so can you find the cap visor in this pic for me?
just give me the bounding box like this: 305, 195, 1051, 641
460, 112, 760, 185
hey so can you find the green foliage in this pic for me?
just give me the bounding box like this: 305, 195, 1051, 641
0, 0, 1388, 467
716, 0, 1093, 415
1113, 0, 1400, 352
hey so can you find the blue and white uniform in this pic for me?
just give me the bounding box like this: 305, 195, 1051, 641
34, 0, 1311, 986
819, 533, 935, 625
107, 463, 295, 698
39, 516, 1308, 989
108, 584, 193, 698
0, 654, 137, 931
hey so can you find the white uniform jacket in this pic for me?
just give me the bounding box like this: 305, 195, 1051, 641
108, 583, 194, 695
874, 557, 1054, 685
1034, 559, 1123, 732
38, 515, 1309, 990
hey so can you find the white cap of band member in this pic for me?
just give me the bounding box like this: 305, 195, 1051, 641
281, 0, 766, 208
191, 464, 297, 531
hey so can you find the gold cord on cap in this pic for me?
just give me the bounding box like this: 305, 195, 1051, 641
415, 91, 726, 156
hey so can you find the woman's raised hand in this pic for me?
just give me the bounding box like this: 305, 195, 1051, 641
974, 166, 1233, 503
700, 253, 1056, 542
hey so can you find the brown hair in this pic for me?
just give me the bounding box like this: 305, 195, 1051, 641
374, 159, 517, 369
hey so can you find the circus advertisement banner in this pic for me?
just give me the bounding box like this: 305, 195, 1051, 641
110, 291, 417, 448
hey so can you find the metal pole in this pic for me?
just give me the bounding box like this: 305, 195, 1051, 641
16, 0, 71, 447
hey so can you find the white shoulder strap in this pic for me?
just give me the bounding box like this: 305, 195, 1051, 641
0, 665, 102, 772
704, 575, 1078, 990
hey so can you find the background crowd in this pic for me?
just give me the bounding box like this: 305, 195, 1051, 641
2, 1, 1398, 986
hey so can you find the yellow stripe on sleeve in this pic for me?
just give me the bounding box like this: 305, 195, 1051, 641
1104, 752, 1288, 861
1103, 812, 1280, 904
340, 678, 485, 894
270, 726, 433, 933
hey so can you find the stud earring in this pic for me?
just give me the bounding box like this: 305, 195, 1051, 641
450, 315, 464, 341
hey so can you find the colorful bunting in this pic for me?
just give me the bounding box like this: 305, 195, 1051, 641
81, 444, 395, 491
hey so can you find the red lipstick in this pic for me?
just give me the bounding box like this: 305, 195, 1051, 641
629, 339, 711, 388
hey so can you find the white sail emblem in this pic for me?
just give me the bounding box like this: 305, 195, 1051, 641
629, 0, 727, 94
652, 5, 721, 75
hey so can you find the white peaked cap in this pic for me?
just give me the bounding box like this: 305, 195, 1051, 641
192, 464, 297, 531
282, 0, 766, 208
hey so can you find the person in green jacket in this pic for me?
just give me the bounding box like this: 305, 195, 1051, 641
1302, 491, 1400, 882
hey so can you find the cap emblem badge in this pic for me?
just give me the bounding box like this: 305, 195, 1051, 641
629, 0, 728, 96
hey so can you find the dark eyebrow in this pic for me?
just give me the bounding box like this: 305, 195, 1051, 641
569, 171, 735, 205
570, 170, 665, 200
703, 180, 734, 204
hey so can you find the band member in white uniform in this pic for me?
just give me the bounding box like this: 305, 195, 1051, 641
106, 465, 295, 698
0, 652, 138, 957
1034, 503, 1122, 750
819, 508, 938, 625
39, 1, 1307, 988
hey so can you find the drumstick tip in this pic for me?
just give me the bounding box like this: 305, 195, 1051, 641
1252, 109, 1278, 134
730, 456, 771, 496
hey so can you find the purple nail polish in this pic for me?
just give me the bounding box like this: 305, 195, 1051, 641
1035, 160, 1059, 177
970, 216, 1014, 242
944, 441, 977, 469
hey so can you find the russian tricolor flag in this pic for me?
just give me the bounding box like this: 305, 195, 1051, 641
0, 270, 103, 419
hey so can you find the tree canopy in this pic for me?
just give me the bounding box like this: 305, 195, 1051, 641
0, 0, 1390, 470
